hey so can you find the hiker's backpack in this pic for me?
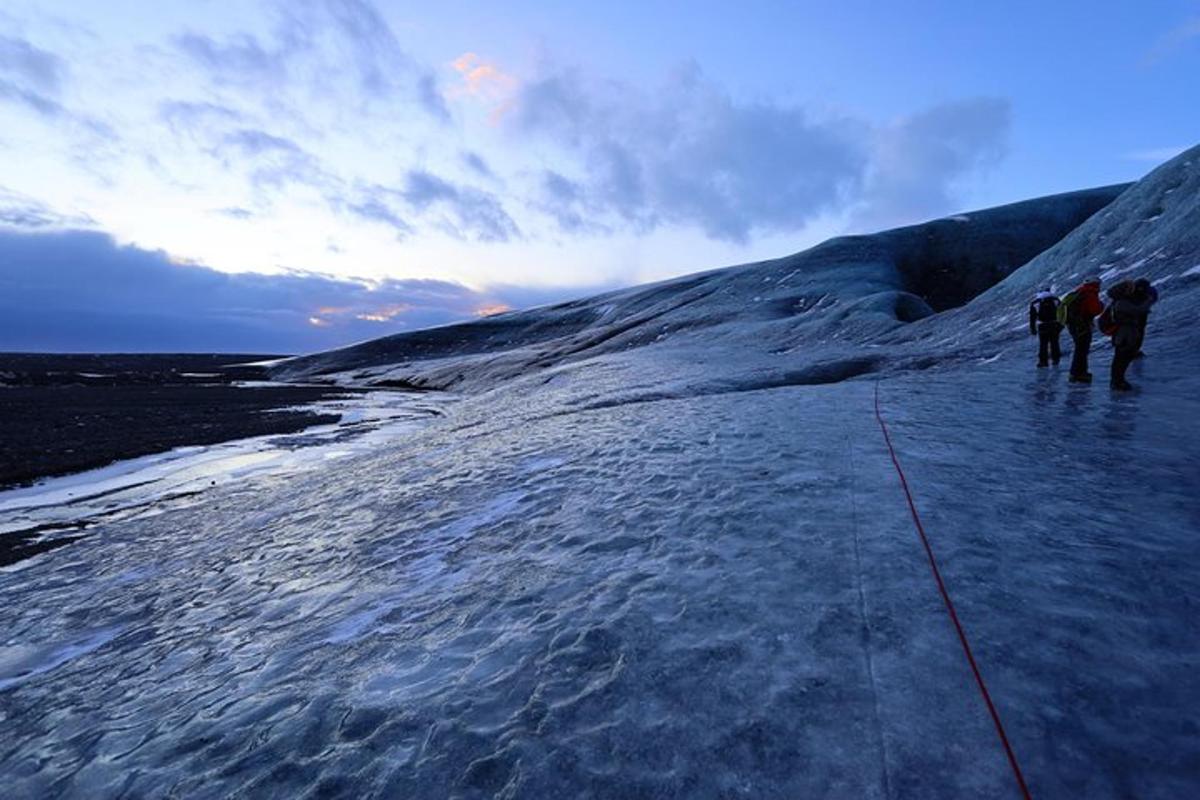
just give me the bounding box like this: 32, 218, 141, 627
1056, 291, 1077, 327
1097, 305, 1118, 336
1036, 296, 1059, 323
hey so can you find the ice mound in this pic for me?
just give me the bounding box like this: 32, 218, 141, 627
271, 185, 1126, 392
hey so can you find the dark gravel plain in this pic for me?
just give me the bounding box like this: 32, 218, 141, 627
0, 353, 352, 490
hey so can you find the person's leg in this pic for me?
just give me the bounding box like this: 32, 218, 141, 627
1037, 325, 1051, 366
1070, 330, 1093, 380
1075, 333, 1094, 381
1112, 346, 1135, 388
1050, 325, 1062, 364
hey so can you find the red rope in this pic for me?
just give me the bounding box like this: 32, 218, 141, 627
873, 382, 1033, 800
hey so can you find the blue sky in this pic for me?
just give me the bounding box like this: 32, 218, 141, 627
1, 0, 1197, 352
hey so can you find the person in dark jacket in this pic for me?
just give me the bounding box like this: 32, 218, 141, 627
1066, 277, 1104, 383
1131, 278, 1159, 358
1107, 280, 1155, 390
1029, 289, 1062, 367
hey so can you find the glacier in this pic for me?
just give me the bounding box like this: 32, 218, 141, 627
1, 146, 1199, 798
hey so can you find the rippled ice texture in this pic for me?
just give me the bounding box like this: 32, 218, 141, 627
2, 343, 1199, 798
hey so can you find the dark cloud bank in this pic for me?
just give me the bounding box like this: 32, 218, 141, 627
0, 228, 594, 353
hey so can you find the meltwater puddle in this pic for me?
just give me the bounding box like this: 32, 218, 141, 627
0, 389, 451, 564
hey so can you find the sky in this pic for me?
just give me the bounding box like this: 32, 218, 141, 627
1, 0, 1197, 353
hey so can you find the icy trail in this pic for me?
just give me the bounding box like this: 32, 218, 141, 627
1, 349, 1196, 797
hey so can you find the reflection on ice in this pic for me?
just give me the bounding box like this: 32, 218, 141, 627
0, 626, 125, 691
0, 390, 448, 562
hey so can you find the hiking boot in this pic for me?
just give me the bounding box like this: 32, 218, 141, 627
1111, 381, 1134, 391
1037, 361, 1048, 368
1069, 373, 1093, 384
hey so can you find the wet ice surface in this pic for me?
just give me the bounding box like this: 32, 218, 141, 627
2, 345, 1198, 798
0, 390, 445, 554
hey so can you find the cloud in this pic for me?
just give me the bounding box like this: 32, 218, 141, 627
222, 128, 305, 157
0, 187, 94, 229
418, 71, 450, 121
402, 169, 520, 242
0, 34, 66, 117
339, 185, 413, 238
0, 34, 63, 93
0, 80, 63, 116
451, 52, 517, 100
0, 34, 120, 151
535, 170, 605, 234
213, 206, 255, 220
173, 0, 445, 120
1124, 146, 1188, 163
320, 0, 452, 118
462, 150, 495, 179
510, 61, 868, 242
159, 100, 245, 136
852, 97, 1011, 230
320, 0, 401, 93
324, 174, 517, 241
175, 30, 296, 91
217, 128, 334, 190
0, 227, 561, 353
1145, 16, 1200, 65
508, 60, 1010, 241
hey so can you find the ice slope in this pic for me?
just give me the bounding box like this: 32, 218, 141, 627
272, 184, 1126, 393
889, 144, 1200, 360
2, 147, 1198, 799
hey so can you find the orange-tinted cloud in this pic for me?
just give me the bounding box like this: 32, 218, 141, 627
475, 303, 511, 317
356, 303, 412, 322
449, 52, 518, 122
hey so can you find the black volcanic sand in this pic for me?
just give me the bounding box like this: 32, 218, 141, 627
0, 353, 355, 492
0, 524, 87, 568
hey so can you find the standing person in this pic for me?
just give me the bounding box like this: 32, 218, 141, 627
1106, 281, 1155, 391
1132, 278, 1159, 358
1029, 289, 1062, 367
1063, 277, 1104, 384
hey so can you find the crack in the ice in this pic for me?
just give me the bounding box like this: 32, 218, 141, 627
846, 423, 894, 799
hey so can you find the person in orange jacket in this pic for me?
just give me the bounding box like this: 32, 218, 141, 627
1065, 277, 1104, 383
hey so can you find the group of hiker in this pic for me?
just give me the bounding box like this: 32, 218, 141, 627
1028, 277, 1158, 391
